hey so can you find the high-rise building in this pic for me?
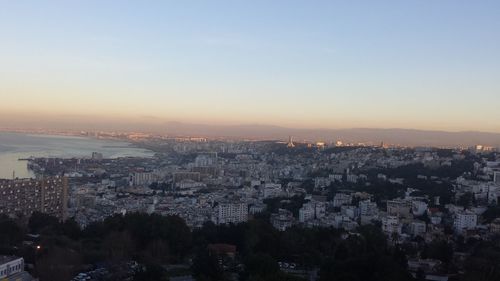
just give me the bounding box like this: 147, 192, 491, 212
333, 193, 352, 208
299, 201, 326, 223
191, 152, 219, 177
214, 202, 248, 225
299, 203, 315, 223
194, 152, 218, 167
454, 211, 477, 233
0, 177, 68, 220
382, 215, 402, 235
286, 136, 295, 148
359, 200, 378, 216
129, 171, 158, 186
494, 171, 500, 185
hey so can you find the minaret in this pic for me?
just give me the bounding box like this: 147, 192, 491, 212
287, 136, 295, 148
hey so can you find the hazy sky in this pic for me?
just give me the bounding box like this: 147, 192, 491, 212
1, 0, 499, 132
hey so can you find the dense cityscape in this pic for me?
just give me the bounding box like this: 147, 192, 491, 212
1, 132, 500, 281
2, 1, 500, 281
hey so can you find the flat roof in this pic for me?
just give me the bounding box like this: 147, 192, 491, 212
0, 256, 22, 265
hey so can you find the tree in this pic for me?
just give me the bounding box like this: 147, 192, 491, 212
458, 192, 475, 208
241, 253, 279, 280
60, 218, 81, 239
462, 240, 500, 281
133, 264, 169, 281
482, 206, 500, 223
29, 212, 59, 233
422, 240, 453, 267
191, 249, 225, 281
0, 215, 23, 247
35, 246, 82, 281
104, 231, 134, 262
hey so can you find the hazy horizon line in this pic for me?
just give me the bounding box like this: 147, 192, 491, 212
2, 121, 500, 136
2, 112, 500, 135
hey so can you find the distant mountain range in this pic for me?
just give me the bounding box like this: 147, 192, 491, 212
2, 113, 500, 147
160, 122, 500, 147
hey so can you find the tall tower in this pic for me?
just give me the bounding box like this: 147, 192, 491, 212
494, 171, 500, 185
287, 136, 295, 148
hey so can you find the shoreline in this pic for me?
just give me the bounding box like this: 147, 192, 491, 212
0, 132, 155, 179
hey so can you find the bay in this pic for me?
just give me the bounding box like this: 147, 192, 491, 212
0, 132, 153, 179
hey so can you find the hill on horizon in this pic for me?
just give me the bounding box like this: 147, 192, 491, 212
2, 115, 500, 147
159, 122, 500, 147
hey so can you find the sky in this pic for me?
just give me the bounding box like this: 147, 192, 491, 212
0, 0, 499, 132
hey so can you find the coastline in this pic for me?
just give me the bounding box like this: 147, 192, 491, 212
0, 132, 154, 179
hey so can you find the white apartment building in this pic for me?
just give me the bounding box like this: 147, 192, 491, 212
382, 215, 402, 235
387, 199, 412, 218
129, 172, 158, 186
359, 200, 378, 216
299, 201, 326, 223
214, 202, 248, 225
262, 183, 283, 198
0, 256, 33, 280
490, 218, 500, 234
177, 180, 206, 190
346, 174, 359, 183
194, 153, 218, 167
412, 201, 428, 216
341, 205, 358, 219
333, 193, 352, 208
487, 185, 500, 204
315, 202, 326, 219
410, 221, 427, 237
494, 171, 500, 185
329, 174, 343, 182
314, 177, 331, 188
453, 211, 477, 233
377, 174, 388, 181
249, 203, 266, 215
299, 203, 315, 223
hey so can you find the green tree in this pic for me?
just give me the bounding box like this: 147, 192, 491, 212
0, 215, 23, 247
191, 249, 225, 281
242, 253, 279, 280
29, 212, 59, 233
458, 192, 475, 208
133, 264, 169, 281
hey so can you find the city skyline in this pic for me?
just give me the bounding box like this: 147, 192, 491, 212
2, 2, 500, 279
1, 1, 500, 133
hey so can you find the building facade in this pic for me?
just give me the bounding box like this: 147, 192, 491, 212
0, 177, 68, 220
494, 171, 500, 185
0, 256, 35, 281
453, 211, 478, 233
299, 203, 315, 223
382, 215, 402, 235
214, 202, 248, 225
271, 209, 295, 231
387, 199, 412, 218
129, 171, 158, 186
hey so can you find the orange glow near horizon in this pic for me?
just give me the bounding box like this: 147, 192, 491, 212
1, 1, 499, 134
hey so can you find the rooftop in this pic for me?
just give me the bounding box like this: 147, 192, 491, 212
0, 256, 22, 265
